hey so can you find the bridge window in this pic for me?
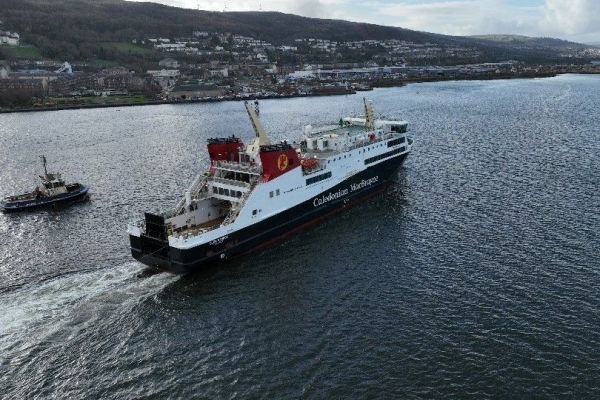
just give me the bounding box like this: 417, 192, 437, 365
391, 125, 407, 133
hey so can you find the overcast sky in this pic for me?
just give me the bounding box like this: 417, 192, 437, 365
128, 0, 600, 43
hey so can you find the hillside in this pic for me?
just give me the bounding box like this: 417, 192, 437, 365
471, 34, 585, 48
0, 0, 595, 66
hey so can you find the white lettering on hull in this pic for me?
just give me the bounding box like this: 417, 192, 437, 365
312, 176, 379, 207
350, 176, 379, 192
209, 235, 229, 246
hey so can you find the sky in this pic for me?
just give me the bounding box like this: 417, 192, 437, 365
129, 0, 600, 43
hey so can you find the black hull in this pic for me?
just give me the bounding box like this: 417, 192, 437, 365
1, 186, 89, 213
130, 154, 407, 273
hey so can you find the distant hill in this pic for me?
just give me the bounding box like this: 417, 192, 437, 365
471, 34, 586, 49
0, 0, 595, 66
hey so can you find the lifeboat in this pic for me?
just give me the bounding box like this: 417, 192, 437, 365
301, 158, 319, 170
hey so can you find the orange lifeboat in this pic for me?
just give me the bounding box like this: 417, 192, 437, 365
301, 158, 319, 170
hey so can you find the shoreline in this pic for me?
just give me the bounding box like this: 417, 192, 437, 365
1, 71, 597, 114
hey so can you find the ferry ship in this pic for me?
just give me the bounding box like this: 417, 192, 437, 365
128, 100, 412, 273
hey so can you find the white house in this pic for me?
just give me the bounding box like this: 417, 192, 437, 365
147, 69, 180, 91
159, 58, 179, 68
0, 31, 19, 46
147, 69, 180, 78
0, 65, 10, 79
287, 70, 316, 80
265, 64, 278, 74
209, 68, 229, 78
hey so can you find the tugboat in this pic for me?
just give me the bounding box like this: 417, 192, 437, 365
0, 156, 89, 212
128, 99, 412, 274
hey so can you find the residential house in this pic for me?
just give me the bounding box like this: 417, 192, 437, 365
0, 64, 9, 79
147, 69, 180, 90
0, 31, 19, 46
159, 58, 180, 69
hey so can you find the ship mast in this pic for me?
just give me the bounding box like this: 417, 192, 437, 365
243, 101, 272, 161
244, 100, 270, 147
363, 98, 375, 131
40, 155, 48, 178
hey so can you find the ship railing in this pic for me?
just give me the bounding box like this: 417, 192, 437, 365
188, 173, 206, 194
173, 175, 209, 216
346, 132, 400, 151
302, 164, 327, 176
209, 176, 251, 189
216, 160, 262, 175
305, 125, 343, 138
222, 175, 260, 226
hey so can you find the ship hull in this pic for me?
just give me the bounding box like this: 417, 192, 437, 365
130, 154, 407, 274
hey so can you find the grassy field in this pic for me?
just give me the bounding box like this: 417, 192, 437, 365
0, 45, 44, 60
100, 42, 156, 56
89, 59, 121, 68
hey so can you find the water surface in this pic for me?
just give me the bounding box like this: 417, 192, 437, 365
0, 74, 599, 398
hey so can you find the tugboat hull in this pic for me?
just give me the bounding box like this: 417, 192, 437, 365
130, 154, 407, 274
1, 185, 89, 213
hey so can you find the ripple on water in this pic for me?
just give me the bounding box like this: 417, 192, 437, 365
1, 75, 600, 398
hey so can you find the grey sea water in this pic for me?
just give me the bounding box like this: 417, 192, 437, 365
0, 74, 599, 398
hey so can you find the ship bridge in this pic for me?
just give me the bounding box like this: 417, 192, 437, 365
208, 160, 261, 203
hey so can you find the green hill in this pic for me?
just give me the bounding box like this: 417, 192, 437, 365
0, 0, 593, 66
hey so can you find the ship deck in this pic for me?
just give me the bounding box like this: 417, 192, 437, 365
172, 216, 225, 239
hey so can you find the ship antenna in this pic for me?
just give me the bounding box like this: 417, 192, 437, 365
40, 155, 48, 177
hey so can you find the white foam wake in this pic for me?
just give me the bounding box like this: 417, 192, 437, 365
0, 263, 176, 352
